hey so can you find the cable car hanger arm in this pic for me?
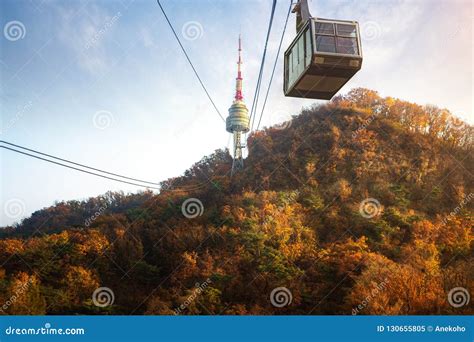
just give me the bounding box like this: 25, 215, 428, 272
293, 0, 312, 33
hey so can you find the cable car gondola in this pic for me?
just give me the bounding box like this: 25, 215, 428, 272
284, 0, 363, 100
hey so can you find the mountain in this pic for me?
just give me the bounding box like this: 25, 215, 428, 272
1, 88, 472, 315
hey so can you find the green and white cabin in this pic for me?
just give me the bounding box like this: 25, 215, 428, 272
284, 17, 363, 100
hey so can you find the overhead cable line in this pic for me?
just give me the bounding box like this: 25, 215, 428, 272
249, 0, 277, 132
156, 0, 225, 122
1, 145, 162, 190
1, 141, 216, 192
256, 1, 292, 131
1, 140, 161, 186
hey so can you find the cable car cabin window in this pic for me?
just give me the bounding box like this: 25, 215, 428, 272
305, 29, 312, 67
336, 23, 357, 37
295, 37, 305, 82
315, 22, 334, 35
336, 37, 358, 55
291, 50, 298, 74
289, 51, 297, 86
314, 21, 360, 56
286, 28, 309, 89
316, 36, 336, 53
298, 36, 304, 69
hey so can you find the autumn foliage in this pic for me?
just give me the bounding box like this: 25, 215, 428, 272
0, 89, 472, 315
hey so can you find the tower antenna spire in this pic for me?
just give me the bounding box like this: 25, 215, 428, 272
235, 34, 243, 101
226, 35, 250, 175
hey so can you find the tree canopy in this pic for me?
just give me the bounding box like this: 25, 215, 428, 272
1, 89, 472, 315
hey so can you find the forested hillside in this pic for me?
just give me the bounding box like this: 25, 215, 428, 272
1, 88, 472, 315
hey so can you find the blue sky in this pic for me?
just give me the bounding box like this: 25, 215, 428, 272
1, 0, 472, 226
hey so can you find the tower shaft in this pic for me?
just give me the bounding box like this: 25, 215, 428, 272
232, 131, 244, 173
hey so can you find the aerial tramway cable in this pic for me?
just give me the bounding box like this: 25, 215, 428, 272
1, 140, 162, 186
1, 145, 162, 190
255, 1, 292, 131
249, 0, 277, 132
156, 0, 225, 122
